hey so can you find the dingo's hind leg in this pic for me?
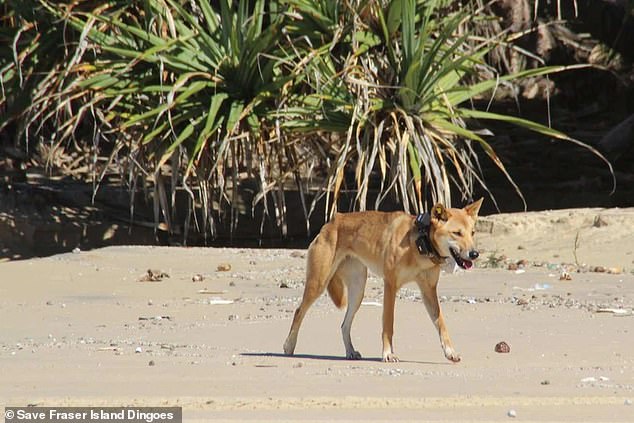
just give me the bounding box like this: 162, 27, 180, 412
283, 231, 337, 355
337, 257, 367, 359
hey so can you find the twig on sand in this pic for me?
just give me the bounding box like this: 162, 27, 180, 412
573, 231, 581, 267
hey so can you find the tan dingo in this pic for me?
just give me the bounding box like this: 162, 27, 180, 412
283, 199, 483, 363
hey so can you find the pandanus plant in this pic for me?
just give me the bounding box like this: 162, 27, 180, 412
1, 0, 613, 240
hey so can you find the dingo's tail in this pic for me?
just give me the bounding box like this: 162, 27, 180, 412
327, 275, 347, 309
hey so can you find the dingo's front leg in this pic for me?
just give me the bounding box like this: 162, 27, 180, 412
418, 275, 461, 363
381, 279, 399, 362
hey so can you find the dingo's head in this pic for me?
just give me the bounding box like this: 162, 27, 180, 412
431, 199, 483, 270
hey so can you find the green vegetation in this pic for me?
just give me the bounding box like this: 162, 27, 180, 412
0, 0, 613, 240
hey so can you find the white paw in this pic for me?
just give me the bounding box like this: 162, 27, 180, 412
444, 347, 461, 363
382, 353, 400, 363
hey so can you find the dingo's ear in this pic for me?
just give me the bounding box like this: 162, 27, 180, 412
432, 203, 449, 221
464, 198, 483, 217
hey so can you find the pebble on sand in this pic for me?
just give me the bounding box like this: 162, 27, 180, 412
138, 269, 170, 282
217, 263, 232, 272
559, 270, 572, 280
495, 341, 511, 353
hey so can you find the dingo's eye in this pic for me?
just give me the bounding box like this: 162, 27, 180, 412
452, 231, 463, 237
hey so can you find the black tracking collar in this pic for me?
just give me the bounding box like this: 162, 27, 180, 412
415, 212, 445, 261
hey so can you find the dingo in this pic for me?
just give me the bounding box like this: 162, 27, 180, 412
283, 199, 483, 363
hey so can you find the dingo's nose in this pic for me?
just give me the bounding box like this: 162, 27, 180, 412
468, 250, 479, 260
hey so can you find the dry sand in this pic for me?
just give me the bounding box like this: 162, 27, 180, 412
1, 208, 634, 422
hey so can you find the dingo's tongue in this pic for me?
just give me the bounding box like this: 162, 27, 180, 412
450, 248, 474, 270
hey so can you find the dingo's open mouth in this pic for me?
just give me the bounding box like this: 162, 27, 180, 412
450, 247, 473, 270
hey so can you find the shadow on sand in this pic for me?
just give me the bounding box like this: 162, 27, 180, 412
240, 352, 451, 366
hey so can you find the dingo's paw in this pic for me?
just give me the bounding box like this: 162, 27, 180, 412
382, 353, 400, 363
346, 350, 362, 360
444, 347, 461, 363
283, 340, 295, 356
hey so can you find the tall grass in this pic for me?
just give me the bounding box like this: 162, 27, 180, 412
0, 0, 613, 240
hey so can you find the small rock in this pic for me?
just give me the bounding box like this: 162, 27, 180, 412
228, 314, 239, 321
293, 361, 304, 369
608, 267, 622, 275
139, 269, 170, 282
46, 300, 54, 306
625, 399, 632, 406
148, 360, 155, 366
290, 251, 305, 258
279, 282, 290, 288
229, 281, 236, 287
540, 380, 550, 385
559, 270, 572, 281
507, 263, 519, 271
516, 298, 529, 306
495, 341, 511, 353
135, 347, 143, 354
507, 409, 517, 418
72, 247, 81, 254
217, 263, 232, 272
593, 266, 607, 273
148, 300, 153, 306
192, 274, 204, 282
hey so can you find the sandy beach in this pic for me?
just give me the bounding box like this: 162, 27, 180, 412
1, 208, 634, 422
